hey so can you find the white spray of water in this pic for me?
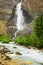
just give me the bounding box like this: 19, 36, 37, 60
13, 0, 27, 38
14, 30, 18, 37
14, 0, 26, 37
16, 0, 26, 31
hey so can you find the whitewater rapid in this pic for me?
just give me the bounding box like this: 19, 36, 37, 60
0, 42, 43, 64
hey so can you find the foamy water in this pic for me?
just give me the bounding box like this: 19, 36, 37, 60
14, 0, 27, 37
0, 42, 43, 64
16, 0, 26, 31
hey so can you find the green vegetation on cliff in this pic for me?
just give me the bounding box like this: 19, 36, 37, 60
0, 34, 10, 43
34, 14, 43, 38
15, 14, 43, 48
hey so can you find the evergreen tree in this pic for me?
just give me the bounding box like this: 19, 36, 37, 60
34, 14, 43, 38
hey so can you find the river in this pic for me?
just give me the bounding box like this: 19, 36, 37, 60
0, 42, 43, 65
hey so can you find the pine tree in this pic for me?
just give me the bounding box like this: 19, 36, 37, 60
34, 14, 43, 38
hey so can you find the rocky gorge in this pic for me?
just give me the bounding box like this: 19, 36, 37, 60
0, 0, 43, 38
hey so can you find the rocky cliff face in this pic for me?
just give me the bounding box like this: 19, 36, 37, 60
23, 0, 43, 13
0, 21, 7, 35
0, 0, 43, 21
0, 0, 43, 38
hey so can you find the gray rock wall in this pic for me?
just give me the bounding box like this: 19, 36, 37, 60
0, 0, 43, 38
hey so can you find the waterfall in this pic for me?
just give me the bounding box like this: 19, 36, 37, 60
14, 30, 18, 38
14, 0, 26, 38
16, 0, 26, 30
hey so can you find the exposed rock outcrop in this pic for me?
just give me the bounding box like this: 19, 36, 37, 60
0, 0, 43, 38
23, 0, 43, 13
0, 45, 21, 65
0, 20, 7, 35
15, 52, 22, 55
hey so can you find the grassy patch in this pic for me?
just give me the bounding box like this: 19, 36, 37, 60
0, 34, 10, 43
15, 33, 43, 49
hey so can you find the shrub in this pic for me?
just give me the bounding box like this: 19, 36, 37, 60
34, 14, 43, 38
0, 34, 10, 43
15, 33, 43, 48
15, 36, 27, 45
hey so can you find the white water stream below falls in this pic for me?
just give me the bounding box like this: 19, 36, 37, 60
0, 42, 43, 65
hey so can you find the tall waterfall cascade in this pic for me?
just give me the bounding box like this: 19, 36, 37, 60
14, 0, 26, 37
16, 0, 26, 30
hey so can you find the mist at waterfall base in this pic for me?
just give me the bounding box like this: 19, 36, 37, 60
14, 0, 27, 37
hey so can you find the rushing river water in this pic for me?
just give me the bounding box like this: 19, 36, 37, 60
0, 42, 43, 65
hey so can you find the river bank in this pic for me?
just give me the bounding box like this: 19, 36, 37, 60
0, 42, 43, 65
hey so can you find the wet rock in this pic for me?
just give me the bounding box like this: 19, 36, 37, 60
0, 45, 21, 65
0, 62, 2, 64
13, 46, 17, 48
0, 46, 11, 53
16, 43, 18, 45
9, 52, 14, 54
5, 56, 11, 60
0, 46, 4, 50
2, 64, 4, 65
28, 46, 31, 49
0, 49, 10, 53
40, 63, 43, 65
1, 52, 5, 54
15, 52, 22, 55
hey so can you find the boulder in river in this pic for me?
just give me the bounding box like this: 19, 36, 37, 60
15, 52, 22, 55
28, 46, 31, 49
13, 46, 17, 48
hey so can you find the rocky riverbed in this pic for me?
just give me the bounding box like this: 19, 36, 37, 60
0, 42, 43, 65
0, 45, 21, 65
